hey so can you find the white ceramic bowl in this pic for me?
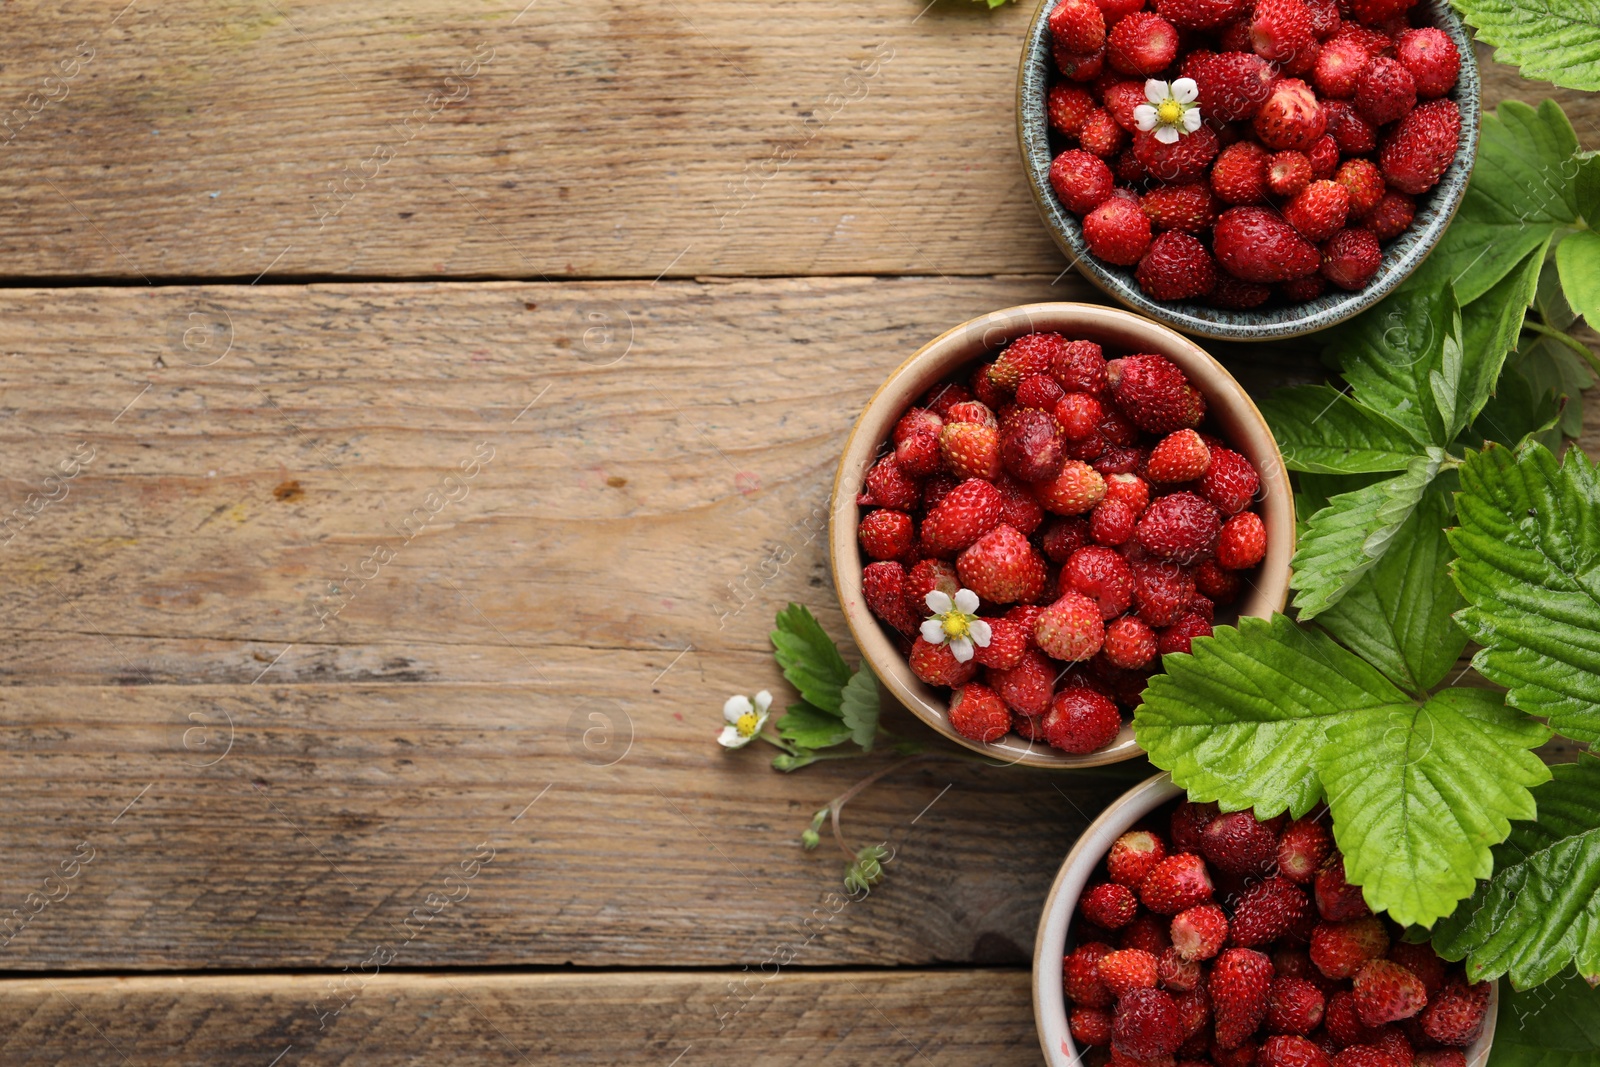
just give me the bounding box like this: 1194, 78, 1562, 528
1032, 773, 1499, 1066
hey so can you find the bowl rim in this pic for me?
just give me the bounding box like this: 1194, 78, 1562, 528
829, 301, 1295, 769
1031, 772, 1501, 1067
1015, 0, 1482, 342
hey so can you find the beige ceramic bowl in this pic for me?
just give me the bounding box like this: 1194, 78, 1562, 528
1033, 773, 1499, 1067
830, 303, 1293, 768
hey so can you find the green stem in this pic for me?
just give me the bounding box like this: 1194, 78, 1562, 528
757, 731, 801, 756
1523, 320, 1600, 377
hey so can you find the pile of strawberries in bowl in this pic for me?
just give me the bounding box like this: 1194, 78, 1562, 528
854, 329, 1268, 757
1062, 799, 1493, 1067
1039, 0, 1466, 308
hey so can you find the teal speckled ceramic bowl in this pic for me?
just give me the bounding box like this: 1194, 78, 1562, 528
1017, 0, 1480, 342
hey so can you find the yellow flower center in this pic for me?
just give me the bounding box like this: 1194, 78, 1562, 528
1157, 100, 1184, 125
736, 710, 760, 738
942, 614, 970, 639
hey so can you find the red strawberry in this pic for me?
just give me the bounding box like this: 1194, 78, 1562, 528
893, 407, 945, 476
1218, 511, 1268, 569
1038, 460, 1109, 515
1311, 918, 1390, 980
1000, 408, 1067, 483
990, 647, 1057, 715
948, 682, 1012, 742
1071, 1006, 1114, 1046
1251, 0, 1317, 64
1199, 51, 1278, 121
1210, 274, 1275, 310
1051, 149, 1117, 214
1094, 445, 1143, 476
1049, 83, 1099, 136
940, 421, 1001, 481
1231, 876, 1311, 947
1158, 612, 1212, 655
1133, 125, 1221, 184
1309, 134, 1339, 181
973, 615, 1029, 669
1042, 516, 1094, 563
907, 557, 960, 606
1115, 987, 1185, 1060
959, 524, 1048, 604
1396, 28, 1459, 98
1155, 0, 1248, 28
858, 509, 914, 561
1065, 545, 1136, 619
921, 478, 1003, 555
1380, 99, 1460, 195
1053, 42, 1105, 83
1159, 945, 1204, 992
1326, 101, 1379, 159
1121, 910, 1176, 956
1056, 392, 1105, 440
1104, 615, 1157, 669
1277, 818, 1333, 884
1335, 159, 1387, 219
1387, 943, 1447, 997
1083, 880, 1141, 928
1050, 0, 1108, 53
1018, 373, 1067, 411
1103, 79, 1151, 131
1283, 273, 1329, 302
921, 382, 973, 419
1214, 207, 1322, 283
1262, 1035, 1334, 1067
1099, 404, 1141, 447
1099, 947, 1161, 996
909, 636, 979, 687
992, 332, 1067, 391
1419, 979, 1489, 1047
1414, 1053, 1465, 1067
1105, 472, 1150, 513
1362, 190, 1416, 241
1106, 354, 1206, 434
1333, 24, 1391, 56
1045, 686, 1123, 752
1255, 78, 1327, 151
1036, 592, 1108, 661
1096, 0, 1147, 25
859, 454, 922, 510
1085, 195, 1155, 265
1216, 1039, 1265, 1067
1326, 990, 1383, 1046
1137, 231, 1218, 302
1052, 339, 1108, 393
1110, 830, 1169, 886
1066, 941, 1117, 1007
1285, 180, 1350, 242
1201, 811, 1279, 876
1314, 36, 1372, 98
1146, 429, 1212, 483
1269, 151, 1314, 199
1268, 977, 1328, 1035
1107, 11, 1179, 75
1171, 903, 1229, 960
1349, 0, 1416, 20
1213, 948, 1276, 1048
1315, 854, 1371, 920
863, 561, 918, 635
1353, 960, 1428, 1026
1355, 56, 1417, 126
1212, 140, 1271, 204
995, 474, 1046, 535
1200, 447, 1260, 515
1137, 492, 1221, 565
1333, 1045, 1404, 1067
1195, 559, 1241, 604
946, 398, 997, 427
1171, 801, 1219, 853
1092, 499, 1138, 546
1142, 182, 1219, 234
1322, 228, 1383, 290
1081, 108, 1128, 158
1141, 853, 1215, 914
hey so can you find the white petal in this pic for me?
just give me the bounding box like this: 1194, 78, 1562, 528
1144, 79, 1170, 104
968, 619, 992, 647
954, 588, 980, 614
1182, 109, 1203, 132
950, 637, 974, 663
754, 690, 772, 712
724, 694, 753, 722
1172, 77, 1199, 103
717, 725, 750, 749
921, 619, 948, 644
1155, 125, 1180, 144
1134, 105, 1159, 131
752, 711, 770, 732
925, 590, 953, 615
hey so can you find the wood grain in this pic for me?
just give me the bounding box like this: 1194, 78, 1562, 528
0, 969, 1041, 1064
0, 1, 1590, 282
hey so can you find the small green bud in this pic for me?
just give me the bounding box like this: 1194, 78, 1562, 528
801, 829, 821, 850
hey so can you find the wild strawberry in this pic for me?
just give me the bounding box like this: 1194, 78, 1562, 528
990, 647, 1058, 715
1142, 182, 1219, 234
1218, 511, 1268, 569
1350, 0, 1417, 20
939, 421, 1001, 481
1155, 0, 1248, 28
1387, 943, 1446, 997
1309, 134, 1340, 180
1314, 36, 1371, 98
1113, 147, 1147, 184
1000, 409, 1067, 483
859, 455, 922, 510
1099, 404, 1141, 447
1115, 987, 1185, 1060
921, 478, 1003, 555
1333, 1045, 1404, 1067
1195, 51, 1278, 126
1158, 613, 1212, 655
1335, 159, 1386, 219
1108, 12, 1180, 75
1285, 180, 1350, 243
1065, 545, 1136, 619
1419, 979, 1489, 1047
1137, 232, 1218, 302
1262, 1035, 1334, 1067
1134, 125, 1220, 184
1110, 831, 1169, 886
1121, 909, 1176, 955
1251, 0, 1317, 64
1212, 140, 1271, 204
1103, 471, 1150, 512
1036, 592, 1108, 661
1316, 854, 1371, 921
921, 382, 973, 419
1081, 108, 1128, 158
1232, 876, 1312, 947
994, 475, 1046, 535
1096, 0, 1146, 24
1353, 960, 1429, 1027
1255, 78, 1327, 151
1046, 686, 1123, 752
1053, 34, 1106, 79
1326, 990, 1383, 1047
947, 681, 1012, 742
1042, 516, 1093, 564
1396, 28, 1458, 98
1049, 83, 1099, 137
1199, 811, 1278, 876
1051, 0, 1108, 53
858, 509, 914, 561
1159, 945, 1204, 992
1214, 206, 1322, 283
1277, 817, 1333, 884
1171, 903, 1229, 960
1312, 918, 1390, 980
1197, 447, 1258, 515
1104, 615, 1157, 668
1095, 445, 1143, 475
1099, 947, 1161, 996
1066, 941, 1117, 1007
1325, 101, 1379, 158
1282, 273, 1328, 301
1146, 429, 1212, 484
1085, 194, 1155, 265
946, 399, 997, 427
1056, 392, 1105, 439
1216, 1038, 1265, 1067
1213, 948, 1276, 1048
1038, 460, 1109, 515
1091, 499, 1137, 546
1082, 880, 1141, 928
1141, 853, 1215, 914
1018, 373, 1067, 411
1051, 148, 1117, 214
992, 333, 1066, 392
1071, 1006, 1115, 1046
1269, 151, 1315, 199
893, 408, 944, 476
1414, 1053, 1465, 1067
1268, 977, 1328, 1034
958, 524, 1047, 604
1106, 354, 1206, 434
1052, 339, 1107, 393
863, 561, 918, 635
966, 615, 1023, 669
1137, 492, 1221, 565
1321, 228, 1383, 290
1170, 801, 1218, 854
1210, 274, 1274, 309
909, 636, 979, 686
1355, 56, 1416, 126
1362, 190, 1416, 242
1380, 99, 1460, 195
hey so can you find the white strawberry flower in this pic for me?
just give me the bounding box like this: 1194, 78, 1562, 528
1134, 77, 1203, 144
920, 588, 992, 664
718, 690, 772, 749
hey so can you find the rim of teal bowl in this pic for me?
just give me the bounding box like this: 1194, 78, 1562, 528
1017, 0, 1481, 342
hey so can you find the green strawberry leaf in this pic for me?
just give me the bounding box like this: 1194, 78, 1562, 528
1471, 354, 1566, 451
1450, 443, 1600, 743
777, 702, 854, 750
1294, 471, 1386, 527
1489, 971, 1600, 1066
1137, 614, 1550, 927
1318, 687, 1550, 928
1290, 448, 1446, 618
1327, 285, 1454, 447
1433, 755, 1600, 989
771, 603, 851, 715
1538, 254, 1582, 333
1405, 100, 1580, 305
1504, 330, 1593, 440
839, 667, 881, 752
1259, 384, 1427, 474
1316, 480, 1468, 695
1448, 246, 1548, 440
1557, 230, 1600, 329
1447, 0, 1600, 92
1576, 151, 1600, 227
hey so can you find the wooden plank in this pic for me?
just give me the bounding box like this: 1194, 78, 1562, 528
0, 3, 1589, 281
0, 968, 1041, 1064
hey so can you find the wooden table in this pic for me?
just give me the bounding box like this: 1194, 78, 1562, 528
0, 3, 1593, 1062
